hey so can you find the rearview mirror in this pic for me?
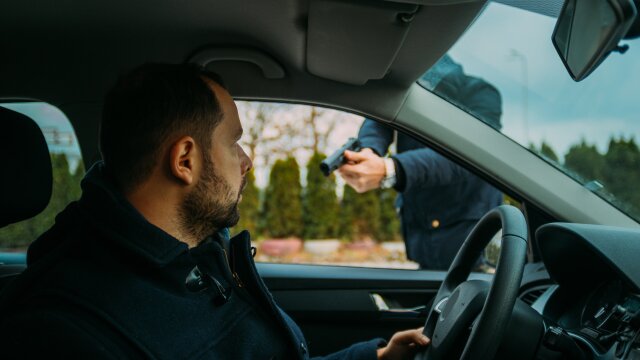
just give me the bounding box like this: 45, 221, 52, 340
553, 0, 637, 81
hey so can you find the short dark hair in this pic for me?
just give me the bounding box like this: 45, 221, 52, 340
100, 63, 226, 192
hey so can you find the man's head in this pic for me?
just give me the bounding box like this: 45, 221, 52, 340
100, 63, 252, 244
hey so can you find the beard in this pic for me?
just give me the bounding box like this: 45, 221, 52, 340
178, 156, 245, 243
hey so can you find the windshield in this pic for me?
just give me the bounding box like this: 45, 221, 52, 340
420, 1, 640, 222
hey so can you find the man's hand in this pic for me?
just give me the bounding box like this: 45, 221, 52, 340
377, 327, 430, 360
338, 148, 386, 193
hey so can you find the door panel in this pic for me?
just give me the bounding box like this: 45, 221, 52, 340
257, 263, 492, 356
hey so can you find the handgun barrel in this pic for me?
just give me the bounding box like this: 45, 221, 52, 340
319, 138, 360, 177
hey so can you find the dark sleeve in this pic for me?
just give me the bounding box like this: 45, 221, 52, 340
391, 157, 407, 192
0, 310, 143, 359
357, 119, 394, 156
279, 306, 385, 360
393, 148, 473, 192
311, 338, 386, 360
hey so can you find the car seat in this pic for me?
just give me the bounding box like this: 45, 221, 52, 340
0, 106, 52, 287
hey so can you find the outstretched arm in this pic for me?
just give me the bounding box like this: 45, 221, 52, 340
393, 148, 473, 192
358, 119, 395, 156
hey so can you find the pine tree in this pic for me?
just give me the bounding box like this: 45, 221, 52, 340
303, 152, 339, 239
232, 170, 260, 237
564, 140, 604, 182
377, 188, 400, 242
602, 137, 640, 217
339, 185, 357, 241
263, 157, 303, 238
339, 185, 381, 242
539, 141, 559, 163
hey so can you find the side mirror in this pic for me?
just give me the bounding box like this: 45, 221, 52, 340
553, 0, 637, 81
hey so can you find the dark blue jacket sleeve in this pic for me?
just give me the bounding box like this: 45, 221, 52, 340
393, 148, 473, 193
357, 119, 394, 156
357, 119, 471, 193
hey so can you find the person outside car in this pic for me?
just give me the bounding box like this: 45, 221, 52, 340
339, 56, 503, 270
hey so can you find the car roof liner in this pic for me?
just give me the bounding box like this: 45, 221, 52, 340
1, 0, 485, 132
306, 0, 487, 85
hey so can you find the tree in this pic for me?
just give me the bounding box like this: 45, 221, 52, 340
339, 185, 381, 242
377, 188, 401, 242
539, 141, 559, 163
232, 170, 260, 238
564, 140, 604, 182
602, 137, 640, 216
303, 152, 339, 239
339, 185, 357, 241
302, 107, 337, 155
262, 157, 303, 238
238, 101, 283, 168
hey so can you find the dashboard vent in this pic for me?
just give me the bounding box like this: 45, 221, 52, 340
520, 285, 550, 306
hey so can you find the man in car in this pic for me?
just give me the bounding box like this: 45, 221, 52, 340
339, 56, 503, 271
0, 63, 430, 359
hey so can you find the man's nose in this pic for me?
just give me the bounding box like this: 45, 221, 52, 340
240, 147, 252, 175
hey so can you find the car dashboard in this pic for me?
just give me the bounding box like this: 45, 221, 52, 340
534, 223, 640, 359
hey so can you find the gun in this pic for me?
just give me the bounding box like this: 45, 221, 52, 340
320, 137, 361, 176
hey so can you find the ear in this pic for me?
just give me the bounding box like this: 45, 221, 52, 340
168, 136, 198, 186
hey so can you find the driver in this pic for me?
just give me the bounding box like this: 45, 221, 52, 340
0, 63, 430, 359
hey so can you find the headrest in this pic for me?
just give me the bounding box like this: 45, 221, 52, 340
0, 106, 52, 228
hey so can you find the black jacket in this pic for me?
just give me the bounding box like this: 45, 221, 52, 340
0, 163, 383, 359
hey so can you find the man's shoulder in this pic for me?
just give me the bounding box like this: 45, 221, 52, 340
0, 303, 143, 359
2, 233, 164, 358
16, 214, 158, 322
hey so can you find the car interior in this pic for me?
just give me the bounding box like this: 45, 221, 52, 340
3, 0, 640, 359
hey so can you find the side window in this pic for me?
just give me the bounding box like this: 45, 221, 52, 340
233, 101, 507, 272
0, 103, 84, 252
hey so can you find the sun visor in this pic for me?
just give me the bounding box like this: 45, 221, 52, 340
306, 0, 419, 85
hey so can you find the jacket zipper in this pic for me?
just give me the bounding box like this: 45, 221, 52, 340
234, 237, 305, 359
222, 248, 244, 288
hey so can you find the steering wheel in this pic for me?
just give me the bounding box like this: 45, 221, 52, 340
416, 205, 528, 360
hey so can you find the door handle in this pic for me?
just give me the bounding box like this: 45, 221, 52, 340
371, 293, 429, 318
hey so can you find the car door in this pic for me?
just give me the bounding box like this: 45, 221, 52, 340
260, 263, 494, 356
233, 101, 509, 356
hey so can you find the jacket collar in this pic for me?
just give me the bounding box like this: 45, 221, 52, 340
72, 161, 189, 267
28, 161, 231, 267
